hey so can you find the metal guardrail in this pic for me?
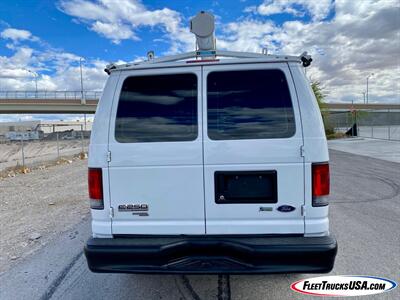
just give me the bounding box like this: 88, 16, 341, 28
0, 91, 102, 100
1, 92, 398, 110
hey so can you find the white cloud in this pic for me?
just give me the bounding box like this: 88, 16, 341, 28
91, 21, 137, 43
221, 0, 400, 103
48, 59, 108, 91
0, 39, 107, 92
218, 20, 277, 52
1, 28, 32, 41
249, 0, 333, 21
0, 28, 39, 42
58, 0, 188, 48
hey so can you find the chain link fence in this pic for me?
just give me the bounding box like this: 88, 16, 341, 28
0, 125, 90, 171
325, 109, 400, 141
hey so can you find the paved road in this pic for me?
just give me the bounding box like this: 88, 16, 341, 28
328, 138, 400, 163
1, 150, 399, 300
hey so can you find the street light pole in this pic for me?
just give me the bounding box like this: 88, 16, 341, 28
79, 58, 85, 103
27, 69, 38, 97
34, 76, 38, 96
366, 73, 374, 104
79, 58, 87, 131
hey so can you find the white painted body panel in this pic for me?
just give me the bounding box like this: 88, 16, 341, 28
88, 58, 330, 238
88, 74, 119, 238
289, 63, 329, 236
202, 63, 305, 234
107, 67, 206, 235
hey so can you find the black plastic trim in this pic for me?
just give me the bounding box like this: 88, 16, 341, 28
214, 171, 278, 204
84, 235, 337, 274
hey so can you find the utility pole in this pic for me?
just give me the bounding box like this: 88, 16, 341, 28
362, 92, 366, 104
366, 73, 374, 104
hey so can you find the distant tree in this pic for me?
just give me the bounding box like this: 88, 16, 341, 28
311, 81, 334, 136
311, 81, 325, 109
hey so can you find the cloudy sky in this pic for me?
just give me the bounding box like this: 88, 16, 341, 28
0, 0, 399, 121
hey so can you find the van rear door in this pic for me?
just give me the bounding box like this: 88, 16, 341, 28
202, 63, 305, 234
108, 67, 205, 235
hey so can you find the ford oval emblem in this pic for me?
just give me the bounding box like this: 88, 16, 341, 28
277, 205, 296, 212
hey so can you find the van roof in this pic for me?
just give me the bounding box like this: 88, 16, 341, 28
104, 50, 312, 74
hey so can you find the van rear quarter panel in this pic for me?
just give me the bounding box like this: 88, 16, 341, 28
89, 72, 120, 168
88, 72, 120, 237
289, 63, 329, 236
288, 63, 328, 163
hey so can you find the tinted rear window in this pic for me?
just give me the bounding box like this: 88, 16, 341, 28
115, 74, 198, 143
207, 69, 295, 140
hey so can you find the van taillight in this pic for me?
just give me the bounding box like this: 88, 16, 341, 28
88, 168, 104, 209
312, 162, 329, 206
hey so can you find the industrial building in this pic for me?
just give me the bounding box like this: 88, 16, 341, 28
0, 120, 92, 141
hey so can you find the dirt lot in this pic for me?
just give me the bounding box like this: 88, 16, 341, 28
0, 158, 89, 273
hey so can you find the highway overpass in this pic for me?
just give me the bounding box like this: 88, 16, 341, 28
0, 91, 100, 113
0, 99, 98, 113
0, 91, 399, 114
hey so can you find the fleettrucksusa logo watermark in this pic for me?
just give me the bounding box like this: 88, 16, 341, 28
291, 276, 397, 297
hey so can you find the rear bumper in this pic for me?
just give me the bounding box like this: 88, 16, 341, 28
84, 235, 337, 274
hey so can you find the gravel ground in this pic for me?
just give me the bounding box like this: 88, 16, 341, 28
0, 158, 89, 273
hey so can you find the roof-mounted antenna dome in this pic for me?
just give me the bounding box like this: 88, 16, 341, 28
190, 11, 215, 51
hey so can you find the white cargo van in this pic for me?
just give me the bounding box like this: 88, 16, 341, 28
84, 12, 337, 274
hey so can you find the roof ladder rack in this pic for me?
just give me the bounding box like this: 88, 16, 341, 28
104, 11, 312, 74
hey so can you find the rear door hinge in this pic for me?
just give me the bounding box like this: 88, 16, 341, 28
106, 151, 112, 162
300, 145, 305, 157
301, 205, 306, 216
109, 207, 114, 218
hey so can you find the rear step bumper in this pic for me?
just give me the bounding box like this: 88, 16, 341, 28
84, 235, 337, 274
